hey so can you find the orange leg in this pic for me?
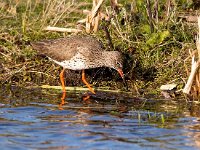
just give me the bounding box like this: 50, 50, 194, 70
59, 68, 66, 93
58, 92, 66, 110
59, 69, 67, 110
83, 95, 90, 101
82, 70, 96, 94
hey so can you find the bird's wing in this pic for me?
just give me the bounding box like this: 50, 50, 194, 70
74, 36, 104, 58
31, 36, 104, 62
31, 38, 79, 61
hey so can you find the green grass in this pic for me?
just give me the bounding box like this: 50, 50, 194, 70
0, 0, 198, 96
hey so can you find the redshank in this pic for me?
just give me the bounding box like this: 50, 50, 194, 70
31, 35, 125, 95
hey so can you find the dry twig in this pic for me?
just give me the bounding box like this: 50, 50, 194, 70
44, 26, 82, 33
85, 0, 104, 33
183, 16, 200, 95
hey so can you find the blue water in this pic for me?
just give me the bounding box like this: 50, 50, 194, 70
0, 87, 200, 150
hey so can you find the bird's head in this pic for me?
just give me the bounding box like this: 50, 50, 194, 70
104, 51, 124, 80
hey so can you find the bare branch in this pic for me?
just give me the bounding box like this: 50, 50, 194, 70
44, 26, 82, 33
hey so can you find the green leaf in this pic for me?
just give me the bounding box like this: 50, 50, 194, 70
146, 30, 170, 47
140, 24, 151, 34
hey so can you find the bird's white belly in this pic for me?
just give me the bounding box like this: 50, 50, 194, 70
48, 54, 87, 70
59, 59, 86, 70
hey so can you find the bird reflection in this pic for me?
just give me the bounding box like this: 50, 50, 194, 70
58, 92, 66, 110
58, 92, 91, 110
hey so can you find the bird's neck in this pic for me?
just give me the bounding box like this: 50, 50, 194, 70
101, 51, 113, 68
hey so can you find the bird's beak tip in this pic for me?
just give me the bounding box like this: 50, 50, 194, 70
117, 68, 128, 91
117, 68, 124, 79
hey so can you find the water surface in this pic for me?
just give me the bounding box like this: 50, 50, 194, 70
0, 86, 200, 150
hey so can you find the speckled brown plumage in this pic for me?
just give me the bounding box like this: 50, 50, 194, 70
31, 36, 103, 62
31, 35, 123, 71
31, 35, 125, 95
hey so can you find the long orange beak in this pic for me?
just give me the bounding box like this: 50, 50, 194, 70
117, 68, 124, 79
117, 68, 128, 90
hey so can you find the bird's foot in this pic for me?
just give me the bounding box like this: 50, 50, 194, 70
83, 95, 90, 101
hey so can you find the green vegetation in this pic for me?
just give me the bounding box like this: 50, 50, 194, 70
0, 0, 198, 96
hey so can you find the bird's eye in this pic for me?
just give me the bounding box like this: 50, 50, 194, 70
116, 62, 122, 68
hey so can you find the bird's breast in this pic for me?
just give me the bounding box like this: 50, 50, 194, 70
48, 53, 99, 70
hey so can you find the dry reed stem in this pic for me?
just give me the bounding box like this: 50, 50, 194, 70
77, 0, 109, 33
184, 49, 197, 76
93, 13, 100, 32
183, 16, 200, 94
91, 0, 104, 20
77, 18, 87, 24
44, 26, 82, 33
85, 0, 104, 33
77, 12, 109, 24
182, 56, 199, 94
